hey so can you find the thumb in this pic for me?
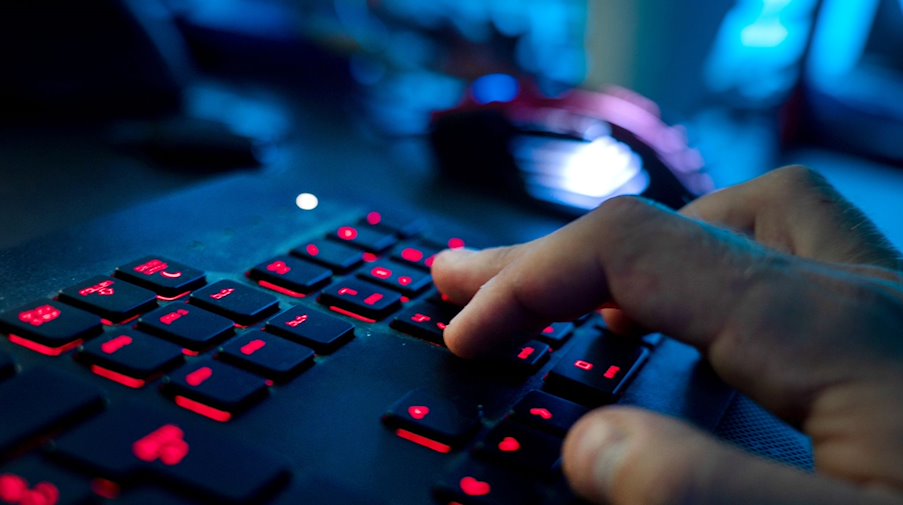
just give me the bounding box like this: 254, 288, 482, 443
562, 407, 900, 505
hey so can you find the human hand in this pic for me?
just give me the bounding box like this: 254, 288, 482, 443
431, 166, 903, 504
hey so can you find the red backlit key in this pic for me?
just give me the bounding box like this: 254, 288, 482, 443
433, 460, 537, 505
357, 261, 431, 296
474, 419, 562, 475
164, 359, 268, 422
0, 300, 102, 356
265, 307, 354, 353
291, 240, 363, 273
58, 275, 157, 324
137, 303, 234, 352
0, 367, 104, 459
389, 302, 460, 345
506, 340, 551, 374
115, 257, 206, 299
511, 390, 589, 437
382, 390, 479, 452
543, 331, 649, 406
328, 225, 397, 253
189, 280, 279, 325
390, 241, 441, 271
0, 455, 96, 505
51, 405, 291, 503
219, 330, 315, 383
248, 256, 331, 297
359, 210, 426, 238
76, 329, 184, 388
318, 279, 402, 322
536, 322, 575, 348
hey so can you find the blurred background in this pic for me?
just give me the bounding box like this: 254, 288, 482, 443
1, 0, 902, 248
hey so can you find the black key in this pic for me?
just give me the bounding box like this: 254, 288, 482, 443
506, 340, 551, 374
544, 332, 649, 406
164, 359, 268, 422
58, 275, 157, 324
318, 279, 402, 322
76, 329, 184, 388
593, 319, 664, 347
0, 350, 15, 381
52, 405, 291, 503
219, 330, 315, 382
0, 367, 104, 458
357, 261, 431, 296
382, 390, 479, 452
474, 420, 562, 474
291, 240, 363, 273
389, 302, 459, 345
189, 280, 279, 326
390, 241, 441, 271
536, 322, 574, 348
328, 225, 397, 253
0, 455, 96, 505
0, 300, 102, 357
265, 307, 354, 353
248, 256, 331, 297
138, 303, 234, 352
360, 210, 426, 238
433, 459, 538, 505
115, 256, 206, 299
511, 390, 590, 437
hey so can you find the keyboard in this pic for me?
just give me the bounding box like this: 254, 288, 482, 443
0, 172, 734, 505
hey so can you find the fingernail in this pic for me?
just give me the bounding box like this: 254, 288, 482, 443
569, 417, 630, 499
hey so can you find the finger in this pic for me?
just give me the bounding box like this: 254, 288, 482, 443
562, 407, 903, 505
431, 246, 525, 306
681, 166, 901, 270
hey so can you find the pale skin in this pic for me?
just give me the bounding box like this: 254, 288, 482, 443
431, 166, 903, 505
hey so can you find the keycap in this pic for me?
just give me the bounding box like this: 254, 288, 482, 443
360, 210, 426, 238
433, 460, 537, 505
291, 240, 363, 273
390, 241, 441, 271
265, 307, 355, 353
543, 332, 649, 406
474, 419, 562, 474
57, 275, 157, 324
356, 261, 431, 296
328, 225, 397, 253
0, 351, 15, 382
389, 301, 459, 345
137, 304, 234, 352
219, 331, 315, 383
0, 367, 104, 458
51, 405, 291, 504
0, 455, 96, 505
248, 256, 331, 297
505, 340, 551, 374
382, 390, 479, 453
318, 279, 402, 322
536, 322, 574, 348
511, 390, 590, 437
0, 301, 102, 357
163, 359, 269, 422
76, 329, 184, 389
189, 280, 279, 326
115, 257, 206, 299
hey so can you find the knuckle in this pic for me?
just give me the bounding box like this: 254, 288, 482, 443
769, 165, 831, 194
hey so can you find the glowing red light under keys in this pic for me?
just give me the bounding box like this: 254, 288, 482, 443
266, 261, 291, 275
159, 309, 189, 326
400, 248, 423, 262
240, 339, 267, 356
17, 305, 61, 327
8, 335, 82, 357
394, 429, 451, 454
0, 474, 60, 505
91, 365, 145, 389
408, 406, 430, 420
132, 424, 189, 466
174, 396, 231, 423
186, 367, 213, 387
459, 476, 491, 497
79, 280, 115, 297
101, 335, 134, 355
574, 360, 594, 371
366, 211, 382, 225
498, 437, 522, 453
529, 408, 553, 420
517, 347, 536, 360
604, 365, 622, 379
372, 267, 392, 279
338, 227, 359, 241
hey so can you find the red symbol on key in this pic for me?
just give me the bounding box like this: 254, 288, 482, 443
371, 267, 392, 279
436, 322, 447, 331
604, 365, 622, 379
517, 347, 535, 360
0, 474, 60, 505
210, 288, 235, 300
186, 367, 213, 387
337, 287, 359, 297
79, 280, 115, 297
101, 335, 134, 355
267, 261, 291, 275
448, 238, 466, 250
241, 339, 267, 356
366, 211, 382, 225
498, 437, 521, 453
363, 293, 383, 306
132, 424, 190, 466
305, 244, 320, 256
411, 313, 431, 323
398, 276, 413, 287
542, 325, 555, 334
18, 305, 61, 327
160, 271, 183, 279
159, 309, 189, 326
134, 259, 168, 276
338, 226, 359, 241
408, 406, 430, 420
286, 314, 309, 327
529, 408, 553, 421
459, 476, 491, 497
401, 248, 423, 262
574, 360, 594, 371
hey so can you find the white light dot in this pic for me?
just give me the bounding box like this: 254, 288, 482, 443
295, 192, 319, 211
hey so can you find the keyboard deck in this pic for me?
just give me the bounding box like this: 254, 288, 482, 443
0, 173, 733, 505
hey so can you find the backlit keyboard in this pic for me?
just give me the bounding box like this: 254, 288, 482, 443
0, 178, 731, 505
